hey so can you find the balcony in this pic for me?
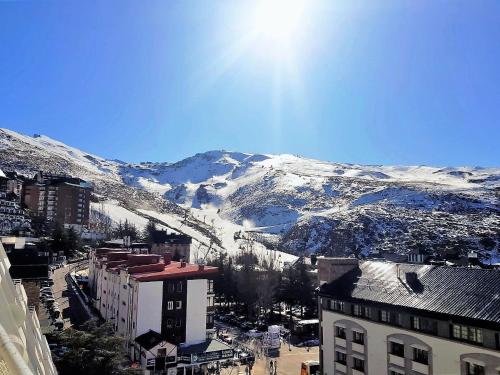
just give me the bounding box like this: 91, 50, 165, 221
352, 342, 365, 354
334, 362, 347, 373
389, 354, 405, 367
412, 361, 429, 374
335, 337, 346, 347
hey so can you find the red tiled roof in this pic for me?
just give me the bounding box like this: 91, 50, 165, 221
131, 261, 218, 282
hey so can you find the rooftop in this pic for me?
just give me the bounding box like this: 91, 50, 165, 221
319, 260, 500, 325
134, 330, 165, 350
130, 261, 217, 282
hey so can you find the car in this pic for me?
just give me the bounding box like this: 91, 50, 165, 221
246, 329, 263, 338
45, 298, 56, 306
40, 286, 52, 292
51, 309, 61, 319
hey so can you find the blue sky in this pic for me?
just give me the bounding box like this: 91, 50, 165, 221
1, 1, 499, 166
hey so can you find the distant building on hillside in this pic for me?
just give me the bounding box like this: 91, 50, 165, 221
23, 171, 92, 230
151, 230, 192, 261
317, 257, 500, 375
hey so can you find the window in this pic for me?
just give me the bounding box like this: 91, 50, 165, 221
207, 296, 214, 307
177, 281, 183, 292
452, 324, 483, 344
353, 305, 362, 316
167, 301, 174, 310
335, 351, 346, 365
353, 357, 364, 372
157, 348, 166, 357
465, 362, 485, 375
389, 341, 405, 357
176, 300, 182, 310
122, 301, 126, 306
353, 331, 364, 344
207, 315, 214, 324
380, 310, 390, 322
121, 318, 125, 323
168, 283, 175, 293
175, 319, 182, 327
335, 326, 346, 339
412, 317, 437, 334
208, 279, 214, 293
412, 348, 429, 365
122, 284, 127, 290
330, 299, 344, 312
166, 319, 173, 328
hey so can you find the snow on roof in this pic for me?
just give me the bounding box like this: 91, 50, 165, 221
0, 169, 5, 178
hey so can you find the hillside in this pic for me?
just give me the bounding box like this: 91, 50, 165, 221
1, 128, 499, 263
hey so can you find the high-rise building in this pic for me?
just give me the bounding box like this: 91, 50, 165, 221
23, 172, 91, 230
318, 258, 500, 375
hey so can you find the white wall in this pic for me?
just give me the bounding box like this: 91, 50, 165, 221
136, 281, 163, 337
321, 310, 500, 375
185, 279, 207, 345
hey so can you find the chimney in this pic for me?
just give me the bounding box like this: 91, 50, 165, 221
163, 252, 172, 265
317, 257, 359, 285
180, 261, 187, 268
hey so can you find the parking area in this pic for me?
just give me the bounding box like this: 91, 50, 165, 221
38, 261, 92, 333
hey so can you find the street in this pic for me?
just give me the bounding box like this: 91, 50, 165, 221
39, 261, 92, 332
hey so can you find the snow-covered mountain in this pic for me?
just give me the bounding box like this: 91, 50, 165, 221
1, 128, 499, 263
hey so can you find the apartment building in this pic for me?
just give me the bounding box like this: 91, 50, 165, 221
318, 258, 500, 375
0, 242, 57, 375
88, 248, 226, 374
0, 191, 31, 235
151, 230, 192, 261
24, 172, 91, 229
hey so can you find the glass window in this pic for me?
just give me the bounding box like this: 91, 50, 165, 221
353, 357, 364, 372
390, 341, 405, 357
176, 300, 182, 309
380, 310, 390, 322
452, 324, 483, 344
353, 331, 364, 344
335, 326, 346, 339
465, 362, 485, 375
157, 348, 166, 357
166, 319, 173, 328
413, 348, 429, 365
330, 299, 345, 312
353, 305, 362, 316
335, 351, 346, 365
177, 281, 183, 292
167, 301, 173, 310
175, 319, 182, 327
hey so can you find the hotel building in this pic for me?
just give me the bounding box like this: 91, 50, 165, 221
318, 258, 500, 375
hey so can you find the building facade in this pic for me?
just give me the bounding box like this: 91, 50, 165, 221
88, 248, 222, 373
0, 243, 57, 375
23, 172, 91, 229
0, 191, 31, 235
151, 230, 192, 261
318, 258, 500, 375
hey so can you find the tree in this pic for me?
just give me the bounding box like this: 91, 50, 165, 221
142, 219, 157, 244
49, 320, 139, 375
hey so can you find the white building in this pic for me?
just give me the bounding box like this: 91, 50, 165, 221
318, 258, 500, 375
88, 248, 230, 374
0, 242, 57, 375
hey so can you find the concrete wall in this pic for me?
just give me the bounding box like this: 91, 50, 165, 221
136, 281, 163, 337
321, 310, 500, 375
185, 279, 207, 345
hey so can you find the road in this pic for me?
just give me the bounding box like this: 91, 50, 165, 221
39, 260, 92, 332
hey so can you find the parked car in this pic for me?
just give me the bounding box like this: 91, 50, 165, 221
246, 329, 263, 338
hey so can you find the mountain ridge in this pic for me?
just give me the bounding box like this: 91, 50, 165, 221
1, 128, 498, 263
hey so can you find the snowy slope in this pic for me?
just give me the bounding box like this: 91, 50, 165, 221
1, 128, 498, 262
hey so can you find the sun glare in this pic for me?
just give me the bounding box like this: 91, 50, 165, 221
253, 0, 306, 46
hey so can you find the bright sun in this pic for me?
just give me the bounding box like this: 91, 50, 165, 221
253, 0, 306, 47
